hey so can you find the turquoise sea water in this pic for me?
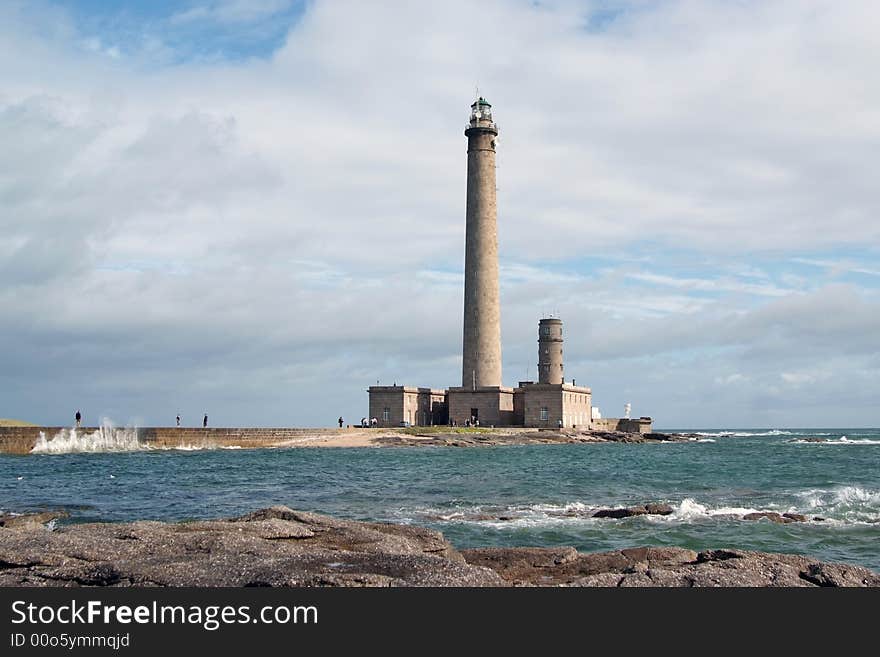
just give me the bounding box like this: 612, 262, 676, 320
2, 428, 879, 570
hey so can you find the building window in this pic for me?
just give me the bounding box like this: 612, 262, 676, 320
540, 407, 549, 421
542, 326, 550, 335
383, 408, 390, 421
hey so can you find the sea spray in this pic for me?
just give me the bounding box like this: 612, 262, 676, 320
31, 420, 142, 453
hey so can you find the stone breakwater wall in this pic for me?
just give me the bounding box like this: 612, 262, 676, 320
590, 418, 653, 434
0, 427, 343, 454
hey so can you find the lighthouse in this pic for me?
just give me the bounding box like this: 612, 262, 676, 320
461, 97, 502, 389
366, 97, 646, 432
445, 98, 515, 427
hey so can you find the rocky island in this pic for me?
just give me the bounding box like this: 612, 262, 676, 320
1, 507, 876, 587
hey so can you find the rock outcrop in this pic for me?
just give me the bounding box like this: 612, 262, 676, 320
592, 503, 674, 518
742, 511, 809, 524
376, 430, 686, 448
461, 546, 880, 587
0, 507, 504, 587
1, 508, 876, 587
0, 510, 69, 530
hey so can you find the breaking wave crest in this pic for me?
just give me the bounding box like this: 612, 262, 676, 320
694, 430, 798, 437
796, 486, 880, 523
405, 486, 880, 528
789, 436, 880, 445
31, 424, 143, 454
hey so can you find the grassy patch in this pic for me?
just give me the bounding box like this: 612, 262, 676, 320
0, 418, 38, 427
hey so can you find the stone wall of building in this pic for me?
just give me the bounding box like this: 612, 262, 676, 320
368, 387, 406, 427
517, 383, 591, 429
447, 388, 514, 426
589, 417, 653, 433
367, 386, 447, 427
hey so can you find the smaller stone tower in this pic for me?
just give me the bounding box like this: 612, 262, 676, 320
538, 317, 563, 384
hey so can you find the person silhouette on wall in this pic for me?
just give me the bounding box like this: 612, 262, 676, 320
75, 410, 81, 428
203, 414, 208, 428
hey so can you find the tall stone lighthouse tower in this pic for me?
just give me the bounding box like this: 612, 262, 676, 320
447, 97, 514, 426
462, 97, 501, 389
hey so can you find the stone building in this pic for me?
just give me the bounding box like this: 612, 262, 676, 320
368, 386, 447, 428
367, 98, 651, 432
514, 317, 593, 428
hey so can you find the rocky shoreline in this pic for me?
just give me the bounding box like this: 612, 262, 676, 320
375, 429, 692, 447
1, 507, 876, 587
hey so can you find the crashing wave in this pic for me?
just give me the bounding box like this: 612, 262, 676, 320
405, 487, 880, 528
789, 436, 880, 445
31, 422, 143, 454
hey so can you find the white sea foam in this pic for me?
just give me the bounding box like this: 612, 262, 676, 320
795, 486, 880, 523
31, 422, 143, 454
166, 444, 214, 451
409, 488, 880, 528
694, 430, 797, 437
789, 436, 880, 445
668, 498, 762, 520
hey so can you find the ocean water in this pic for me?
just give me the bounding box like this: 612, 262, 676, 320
2, 428, 879, 570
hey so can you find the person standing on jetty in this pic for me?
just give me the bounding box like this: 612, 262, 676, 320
338, 416, 344, 428
203, 414, 208, 428
75, 410, 81, 428
176, 414, 181, 427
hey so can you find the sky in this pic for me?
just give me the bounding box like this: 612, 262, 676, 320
1, 0, 878, 429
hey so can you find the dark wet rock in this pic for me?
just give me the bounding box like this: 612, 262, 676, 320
741, 511, 807, 524
743, 512, 793, 523
1, 507, 876, 587
813, 516, 826, 522
782, 513, 807, 522
0, 510, 68, 530
593, 507, 647, 518
643, 433, 688, 442
593, 503, 672, 518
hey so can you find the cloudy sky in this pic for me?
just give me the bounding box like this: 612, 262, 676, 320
1, 0, 878, 429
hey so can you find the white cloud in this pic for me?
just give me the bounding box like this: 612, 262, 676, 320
626, 272, 794, 298
0, 1, 878, 427
791, 257, 880, 278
